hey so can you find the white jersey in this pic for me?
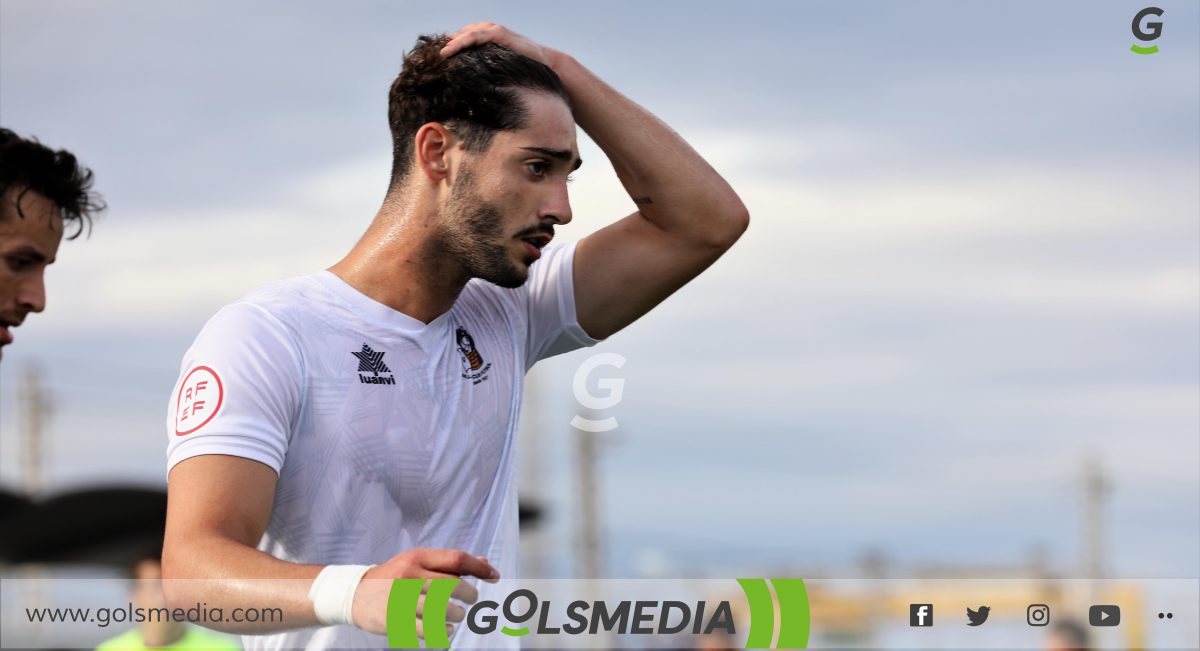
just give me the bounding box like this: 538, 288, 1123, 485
166, 242, 599, 650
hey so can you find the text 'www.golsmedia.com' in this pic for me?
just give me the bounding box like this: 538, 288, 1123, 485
24, 603, 284, 628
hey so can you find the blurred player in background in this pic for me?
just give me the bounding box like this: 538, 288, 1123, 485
163, 23, 747, 649
0, 128, 102, 361
96, 552, 241, 651
1044, 618, 1091, 651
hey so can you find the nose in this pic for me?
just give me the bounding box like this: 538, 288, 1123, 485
17, 272, 47, 314
540, 181, 573, 226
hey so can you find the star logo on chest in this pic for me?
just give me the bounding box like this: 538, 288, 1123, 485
352, 343, 395, 385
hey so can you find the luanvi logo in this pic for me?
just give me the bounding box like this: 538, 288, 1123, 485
1130, 7, 1164, 55
384, 578, 811, 648
352, 343, 395, 385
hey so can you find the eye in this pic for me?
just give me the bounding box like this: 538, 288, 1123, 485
566, 174, 575, 184
526, 160, 548, 178
6, 257, 32, 272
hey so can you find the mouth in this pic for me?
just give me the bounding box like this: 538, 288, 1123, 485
0, 323, 13, 347
516, 231, 553, 261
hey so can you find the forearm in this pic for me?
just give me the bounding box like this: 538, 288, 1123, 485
550, 52, 748, 244
162, 531, 323, 633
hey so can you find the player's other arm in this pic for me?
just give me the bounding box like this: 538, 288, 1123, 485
162, 454, 321, 632
163, 455, 497, 635
444, 25, 750, 340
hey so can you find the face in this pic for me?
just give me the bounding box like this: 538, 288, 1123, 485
458, 332, 475, 353
0, 188, 63, 360
438, 90, 579, 288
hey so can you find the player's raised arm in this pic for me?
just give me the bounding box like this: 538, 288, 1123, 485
441, 24, 749, 340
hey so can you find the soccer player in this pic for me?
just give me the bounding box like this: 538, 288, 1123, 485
162, 24, 747, 648
0, 128, 102, 361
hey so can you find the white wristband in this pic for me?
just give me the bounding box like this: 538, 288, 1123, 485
308, 564, 375, 627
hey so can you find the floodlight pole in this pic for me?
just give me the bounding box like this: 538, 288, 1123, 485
19, 364, 50, 497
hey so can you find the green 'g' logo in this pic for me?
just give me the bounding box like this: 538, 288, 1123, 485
1130, 7, 1164, 54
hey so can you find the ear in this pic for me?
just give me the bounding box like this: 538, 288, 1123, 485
414, 122, 455, 183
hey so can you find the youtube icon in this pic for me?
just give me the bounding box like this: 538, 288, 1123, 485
1089, 605, 1121, 627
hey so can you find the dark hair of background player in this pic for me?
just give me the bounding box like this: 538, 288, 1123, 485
0, 128, 104, 239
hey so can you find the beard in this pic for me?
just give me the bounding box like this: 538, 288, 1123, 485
438, 165, 529, 289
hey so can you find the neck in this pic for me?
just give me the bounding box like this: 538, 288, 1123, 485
329, 190, 469, 324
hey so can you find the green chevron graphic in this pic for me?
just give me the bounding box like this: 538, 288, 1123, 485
737, 578, 810, 649
385, 579, 423, 649
386, 578, 459, 649
737, 579, 775, 648
1130, 44, 1159, 54
771, 579, 811, 649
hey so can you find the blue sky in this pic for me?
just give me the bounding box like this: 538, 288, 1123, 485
1, 1, 1197, 579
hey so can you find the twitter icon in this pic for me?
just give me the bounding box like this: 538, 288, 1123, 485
967, 606, 991, 626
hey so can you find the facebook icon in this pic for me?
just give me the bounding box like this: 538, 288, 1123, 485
910, 604, 934, 627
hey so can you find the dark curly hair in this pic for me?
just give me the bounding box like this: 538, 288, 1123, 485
0, 128, 104, 240
387, 34, 569, 186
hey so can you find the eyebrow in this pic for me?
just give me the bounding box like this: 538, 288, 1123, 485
7, 245, 50, 265
521, 147, 583, 172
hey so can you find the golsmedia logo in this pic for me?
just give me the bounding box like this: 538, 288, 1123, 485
1130, 7, 1164, 55
469, 589, 735, 638
385, 578, 811, 648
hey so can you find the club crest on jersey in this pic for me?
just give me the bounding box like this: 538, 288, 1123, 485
352, 343, 395, 385
455, 327, 491, 384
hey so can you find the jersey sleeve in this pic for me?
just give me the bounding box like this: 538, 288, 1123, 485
166, 302, 303, 476
523, 240, 604, 370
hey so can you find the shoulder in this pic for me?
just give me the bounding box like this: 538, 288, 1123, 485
230, 273, 329, 330
178, 277, 321, 385
193, 273, 334, 349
